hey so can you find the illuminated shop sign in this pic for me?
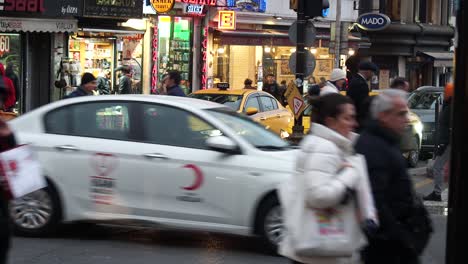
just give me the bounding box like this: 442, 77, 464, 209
84, 0, 143, 19
201, 26, 208, 90
0, 0, 82, 16
218, 10, 236, 30
151, 0, 175, 13
176, 0, 216, 6
227, 0, 266, 13
183, 4, 205, 16
151, 25, 159, 93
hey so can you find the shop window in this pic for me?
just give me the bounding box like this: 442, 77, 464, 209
141, 104, 219, 149
415, 0, 442, 24
385, 0, 401, 21
0, 33, 21, 112
157, 16, 193, 94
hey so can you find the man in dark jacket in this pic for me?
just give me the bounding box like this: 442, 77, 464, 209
424, 83, 453, 201
162, 71, 186, 97
263, 74, 282, 102
0, 118, 17, 264
97, 70, 111, 95
117, 66, 132, 94
64, 72, 97, 99
356, 89, 428, 264
347, 61, 378, 129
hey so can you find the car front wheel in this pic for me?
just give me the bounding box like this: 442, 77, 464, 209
258, 196, 283, 253
407, 136, 420, 168
10, 185, 61, 237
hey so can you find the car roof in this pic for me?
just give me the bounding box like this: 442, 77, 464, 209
414, 86, 444, 92
192, 88, 259, 96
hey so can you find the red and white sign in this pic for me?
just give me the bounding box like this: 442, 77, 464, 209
177, 0, 216, 6
201, 26, 208, 89
293, 97, 304, 116
151, 25, 159, 93
218, 10, 236, 30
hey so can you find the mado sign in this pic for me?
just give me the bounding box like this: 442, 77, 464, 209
357, 13, 391, 31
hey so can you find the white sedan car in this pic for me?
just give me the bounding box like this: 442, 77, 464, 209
9, 95, 297, 251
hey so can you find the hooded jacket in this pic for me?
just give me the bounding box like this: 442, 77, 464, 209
0, 64, 16, 110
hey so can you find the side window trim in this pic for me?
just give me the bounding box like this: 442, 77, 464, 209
243, 93, 260, 113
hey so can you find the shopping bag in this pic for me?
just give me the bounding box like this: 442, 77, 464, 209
0, 145, 46, 199
282, 172, 364, 258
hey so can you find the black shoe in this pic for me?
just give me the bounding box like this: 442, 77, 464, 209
423, 192, 442, 202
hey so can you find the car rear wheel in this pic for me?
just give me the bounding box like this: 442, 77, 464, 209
257, 196, 283, 253
407, 136, 420, 168
10, 185, 61, 237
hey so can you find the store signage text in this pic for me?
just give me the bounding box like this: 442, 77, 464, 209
151, 25, 159, 93
184, 4, 205, 15
218, 10, 236, 30
84, 0, 142, 18
177, 0, 216, 6
357, 13, 391, 31
96, 0, 136, 7
61, 5, 78, 14
151, 0, 175, 13
0, 0, 46, 12
201, 26, 208, 90
0, 36, 10, 56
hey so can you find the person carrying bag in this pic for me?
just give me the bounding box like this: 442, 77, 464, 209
278, 94, 378, 264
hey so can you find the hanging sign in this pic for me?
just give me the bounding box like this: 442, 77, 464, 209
183, 4, 205, 16
151, 0, 175, 13
285, 82, 306, 120
201, 26, 208, 89
357, 13, 391, 31
218, 10, 236, 30
177, 0, 216, 6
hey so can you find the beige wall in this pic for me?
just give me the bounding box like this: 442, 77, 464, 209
229, 46, 257, 89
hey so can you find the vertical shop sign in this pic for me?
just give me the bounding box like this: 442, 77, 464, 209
201, 26, 208, 90
151, 25, 159, 93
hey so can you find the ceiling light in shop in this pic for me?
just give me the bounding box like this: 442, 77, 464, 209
274, 16, 283, 20
264, 47, 271, 53
290, 48, 296, 53
218, 47, 225, 54
348, 49, 356, 56
311, 48, 317, 54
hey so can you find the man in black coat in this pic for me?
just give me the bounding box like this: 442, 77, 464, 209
347, 61, 378, 129
355, 89, 431, 264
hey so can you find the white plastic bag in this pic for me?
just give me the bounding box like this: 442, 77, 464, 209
0, 145, 46, 198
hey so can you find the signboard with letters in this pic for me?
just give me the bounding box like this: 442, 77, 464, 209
227, 0, 266, 13
357, 13, 391, 31
218, 10, 236, 30
0, 0, 82, 17
84, 0, 143, 19
151, 0, 175, 13
183, 4, 206, 16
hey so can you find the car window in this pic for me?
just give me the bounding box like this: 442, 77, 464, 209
141, 104, 223, 149
243, 96, 260, 113
71, 103, 131, 140
45, 102, 132, 141
259, 96, 275, 112
408, 92, 441, 110
190, 93, 243, 111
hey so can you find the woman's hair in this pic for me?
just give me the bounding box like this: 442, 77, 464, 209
310, 93, 354, 125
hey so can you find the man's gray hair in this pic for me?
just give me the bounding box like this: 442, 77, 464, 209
370, 89, 408, 119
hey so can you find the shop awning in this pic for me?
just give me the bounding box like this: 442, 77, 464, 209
0, 17, 77, 33
214, 29, 330, 46
418, 51, 454, 67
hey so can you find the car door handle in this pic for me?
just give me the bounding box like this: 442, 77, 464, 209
260, 117, 267, 121
143, 153, 169, 160
55, 145, 79, 151
276, 114, 282, 118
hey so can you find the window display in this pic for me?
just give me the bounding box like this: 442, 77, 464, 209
0, 33, 21, 112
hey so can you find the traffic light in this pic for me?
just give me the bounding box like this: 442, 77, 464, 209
305, 0, 330, 18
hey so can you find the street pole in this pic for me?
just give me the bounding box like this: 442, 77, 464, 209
334, 0, 342, 67
291, 0, 305, 139
446, 1, 468, 264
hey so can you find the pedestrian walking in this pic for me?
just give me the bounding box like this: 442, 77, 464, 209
243, 78, 255, 90
0, 118, 17, 264
424, 83, 453, 201
263, 74, 282, 102
64, 72, 97, 99
162, 71, 186, 97
280, 93, 378, 264
355, 89, 433, 264
347, 61, 378, 130
390, 77, 410, 92
4, 63, 19, 105
96, 70, 111, 95
321, 68, 347, 95
116, 66, 132, 94
0, 63, 16, 112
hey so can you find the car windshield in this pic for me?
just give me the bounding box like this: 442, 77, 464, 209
408, 91, 442, 110
207, 108, 291, 150
190, 94, 243, 111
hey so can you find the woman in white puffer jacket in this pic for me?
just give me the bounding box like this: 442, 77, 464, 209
321, 68, 347, 96
280, 93, 365, 264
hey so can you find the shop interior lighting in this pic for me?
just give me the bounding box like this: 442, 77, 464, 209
273, 16, 283, 20
264, 46, 271, 53
122, 19, 147, 31
290, 48, 296, 53
348, 49, 356, 56
218, 47, 225, 54
311, 48, 318, 54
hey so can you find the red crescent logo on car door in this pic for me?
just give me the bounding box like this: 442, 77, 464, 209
181, 164, 204, 191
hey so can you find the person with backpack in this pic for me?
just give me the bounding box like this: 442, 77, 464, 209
0, 63, 16, 112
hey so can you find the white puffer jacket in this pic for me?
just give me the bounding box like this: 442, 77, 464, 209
320, 81, 340, 96
279, 123, 361, 264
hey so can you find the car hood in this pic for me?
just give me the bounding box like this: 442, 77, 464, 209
411, 109, 435, 123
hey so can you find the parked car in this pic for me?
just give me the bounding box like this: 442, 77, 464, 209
408, 86, 444, 157
9, 95, 298, 252
190, 87, 292, 138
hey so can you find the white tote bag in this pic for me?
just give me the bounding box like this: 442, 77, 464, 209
0, 145, 46, 198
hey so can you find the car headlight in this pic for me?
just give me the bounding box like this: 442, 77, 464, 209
413, 121, 423, 135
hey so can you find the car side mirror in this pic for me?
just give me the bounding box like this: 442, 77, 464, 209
245, 107, 259, 116
205, 136, 240, 154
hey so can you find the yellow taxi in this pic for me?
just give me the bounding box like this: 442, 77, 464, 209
190, 85, 293, 138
